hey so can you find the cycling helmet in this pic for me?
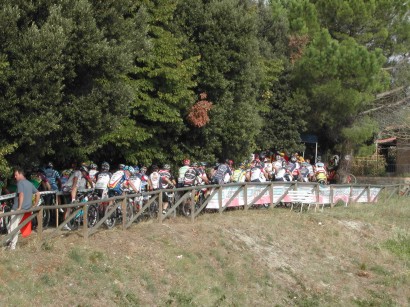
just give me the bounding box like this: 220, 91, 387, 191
191, 162, 198, 167
316, 162, 324, 168
290, 156, 297, 163
101, 162, 110, 171
80, 166, 89, 173
134, 166, 140, 172
62, 169, 72, 177
141, 166, 147, 173
47, 162, 53, 168
163, 164, 171, 170
123, 165, 129, 171
183, 159, 190, 166
90, 163, 97, 169
128, 166, 135, 174
119, 164, 125, 170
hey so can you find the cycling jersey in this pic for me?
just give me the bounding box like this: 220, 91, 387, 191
177, 165, 190, 186
212, 164, 232, 184
139, 174, 149, 191
108, 170, 129, 195
62, 170, 83, 192
159, 170, 173, 189
183, 167, 200, 186
149, 171, 160, 190
44, 168, 61, 191
95, 171, 112, 190
232, 169, 246, 182
89, 169, 98, 182
60, 169, 73, 186
128, 175, 141, 192
249, 166, 266, 182
315, 165, 327, 182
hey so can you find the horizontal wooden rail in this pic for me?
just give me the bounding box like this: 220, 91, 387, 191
0, 182, 407, 247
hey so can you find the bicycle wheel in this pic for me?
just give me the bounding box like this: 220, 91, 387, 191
41, 206, 51, 228
149, 200, 158, 218
125, 202, 133, 223
67, 207, 81, 231
87, 204, 99, 228
104, 202, 117, 229
181, 197, 193, 217
0, 205, 10, 234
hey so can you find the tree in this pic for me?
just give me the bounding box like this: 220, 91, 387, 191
291, 29, 388, 151
112, 0, 199, 166
312, 0, 410, 57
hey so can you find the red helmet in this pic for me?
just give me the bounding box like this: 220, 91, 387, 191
183, 159, 190, 166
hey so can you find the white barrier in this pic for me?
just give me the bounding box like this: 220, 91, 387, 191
205, 183, 383, 209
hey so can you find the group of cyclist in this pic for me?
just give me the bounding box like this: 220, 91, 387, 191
0, 152, 341, 216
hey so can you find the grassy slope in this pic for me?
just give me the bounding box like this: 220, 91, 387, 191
0, 197, 409, 306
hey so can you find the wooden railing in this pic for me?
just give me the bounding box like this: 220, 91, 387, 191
0, 182, 408, 246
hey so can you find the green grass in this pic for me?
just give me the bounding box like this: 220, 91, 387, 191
0, 197, 409, 306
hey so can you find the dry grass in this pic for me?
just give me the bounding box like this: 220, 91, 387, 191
0, 197, 409, 306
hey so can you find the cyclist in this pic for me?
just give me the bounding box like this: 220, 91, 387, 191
43, 162, 62, 191
197, 162, 210, 185
0, 173, 10, 195
149, 165, 161, 190
177, 159, 191, 187
300, 162, 310, 182
183, 162, 202, 187
60, 166, 93, 230
94, 162, 112, 198
264, 158, 274, 181
127, 167, 142, 194
246, 160, 268, 182
139, 166, 151, 192
315, 162, 328, 184
232, 163, 247, 183
211, 160, 232, 184
273, 160, 287, 181
28, 167, 51, 192
89, 163, 99, 183
107, 166, 139, 197
159, 164, 176, 214
62, 166, 94, 203
287, 156, 301, 181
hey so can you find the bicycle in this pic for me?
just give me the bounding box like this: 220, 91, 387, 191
104, 191, 133, 229
0, 200, 11, 234
32, 194, 51, 230
66, 190, 98, 231
181, 186, 207, 217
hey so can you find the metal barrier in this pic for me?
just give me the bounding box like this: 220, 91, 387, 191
0, 182, 408, 246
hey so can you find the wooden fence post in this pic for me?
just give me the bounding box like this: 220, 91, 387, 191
121, 197, 127, 230
37, 207, 43, 243
218, 187, 223, 214
83, 204, 88, 240
158, 191, 163, 223
244, 184, 248, 210
330, 185, 334, 208
367, 184, 371, 203
191, 188, 195, 223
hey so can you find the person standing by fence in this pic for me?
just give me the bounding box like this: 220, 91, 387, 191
7, 167, 40, 250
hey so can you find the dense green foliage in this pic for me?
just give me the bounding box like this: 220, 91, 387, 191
0, 0, 408, 170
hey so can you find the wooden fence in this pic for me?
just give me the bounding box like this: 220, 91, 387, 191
0, 182, 408, 246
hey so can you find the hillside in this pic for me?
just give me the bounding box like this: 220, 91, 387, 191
1, 198, 409, 306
